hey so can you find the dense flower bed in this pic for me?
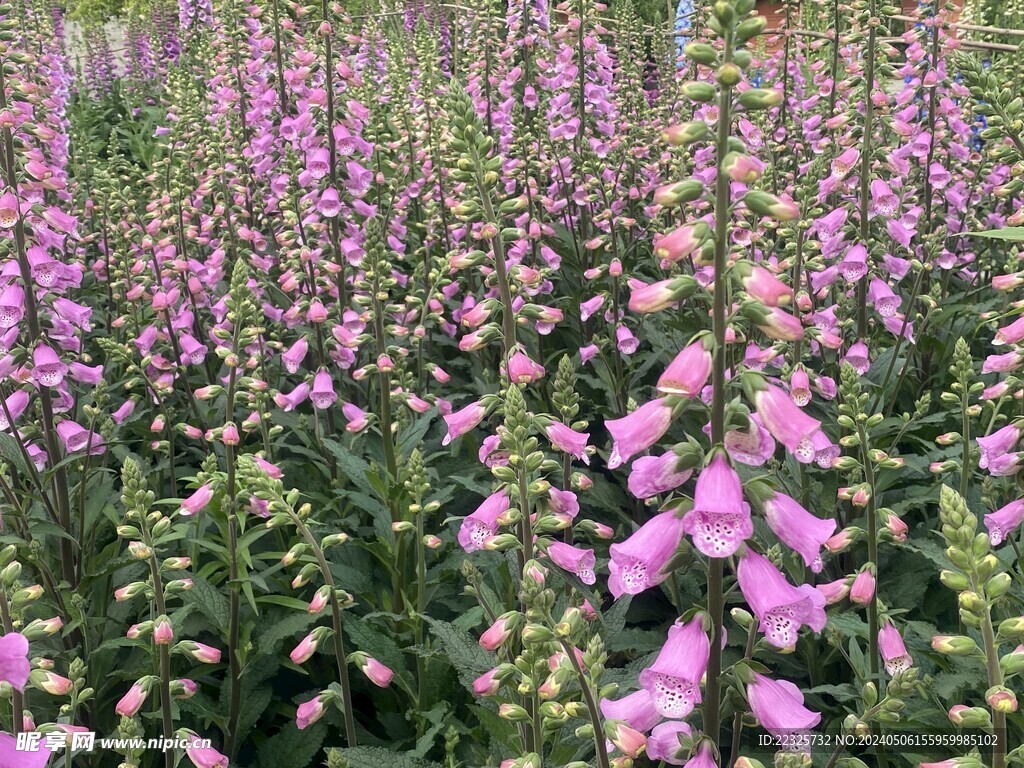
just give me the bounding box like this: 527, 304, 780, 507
0, 0, 1024, 766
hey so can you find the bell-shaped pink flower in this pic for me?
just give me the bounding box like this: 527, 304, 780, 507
443, 400, 487, 445
310, 368, 337, 410
0, 192, 18, 228
180, 483, 214, 516
627, 451, 692, 499
657, 338, 712, 397
724, 415, 776, 466
31, 344, 67, 388
985, 499, 1024, 545
737, 550, 827, 649
850, 569, 876, 605
508, 349, 545, 383
762, 491, 836, 573
608, 510, 685, 598
545, 422, 590, 464
546, 542, 596, 585
0, 283, 24, 328
606, 398, 673, 469
473, 668, 502, 696
317, 187, 341, 217
457, 490, 510, 552
843, 340, 871, 375
682, 451, 752, 557
599, 688, 661, 734
282, 337, 309, 373
878, 621, 912, 675
978, 424, 1022, 472
646, 720, 692, 765
638, 617, 710, 718
0, 732, 49, 767
182, 731, 228, 768
56, 420, 105, 455
354, 653, 394, 688
296, 694, 326, 730
751, 381, 822, 463
116, 678, 152, 716
747, 673, 821, 744
0, 632, 30, 691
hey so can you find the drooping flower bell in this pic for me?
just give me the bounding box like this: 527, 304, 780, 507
608, 510, 686, 598
984, 499, 1024, 546
682, 450, 752, 557
310, 368, 337, 411
761, 490, 836, 573
457, 489, 511, 553
746, 673, 822, 746
627, 451, 693, 500
638, 617, 710, 719
31, 344, 67, 388
878, 621, 913, 675
737, 550, 827, 649
545, 542, 596, 584
646, 720, 692, 765
749, 379, 822, 463
657, 337, 712, 397
606, 398, 673, 469
443, 400, 487, 446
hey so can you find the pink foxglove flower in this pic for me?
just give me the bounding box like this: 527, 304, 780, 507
181, 731, 228, 768
545, 542, 596, 585
473, 668, 502, 696
657, 338, 712, 397
638, 617, 710, 718
737, 550, 827, 649
762, 491, 836, 573
457, 490, 510, 552
682, 450, 752, 557
179, 484, 214, 516
646, 720, 692, 765
878, 621, 913, 675
627, 451, 692, 499
296, 694, 326, 730
479, 613, 516, 651
116, 678, 153, 716
544, 422, 590, 464
984, 499, 1024, 545
747, 673, 821, 746
723, 415, 776, 467
0, 732, 49, 768
850, 569, 876, 605
354, 653, 394, 688
507, 349, 545, 383
342, 402, 369, 433
0, 632, 30, 691
443, 400, 487, 445
599, 688, 661, 734
978, 423, 1022, 472
751, 381, 821, 463
608, 510, 685, 598
310, 368, 337, 410
606, 398, 673, 469
31, 344, 67, 387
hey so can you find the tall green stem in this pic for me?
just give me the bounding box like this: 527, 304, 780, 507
706, 25, 734, 750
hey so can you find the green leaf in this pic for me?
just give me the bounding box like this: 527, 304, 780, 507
424, 617, 492, 693
257, 611, 319, 655
184, 576, 231, 634
256, 721, 326, 768
0, 431, 32, 478
327, 747, 444, 768
972, 227, 1024, 240
324, 438, 371, 484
